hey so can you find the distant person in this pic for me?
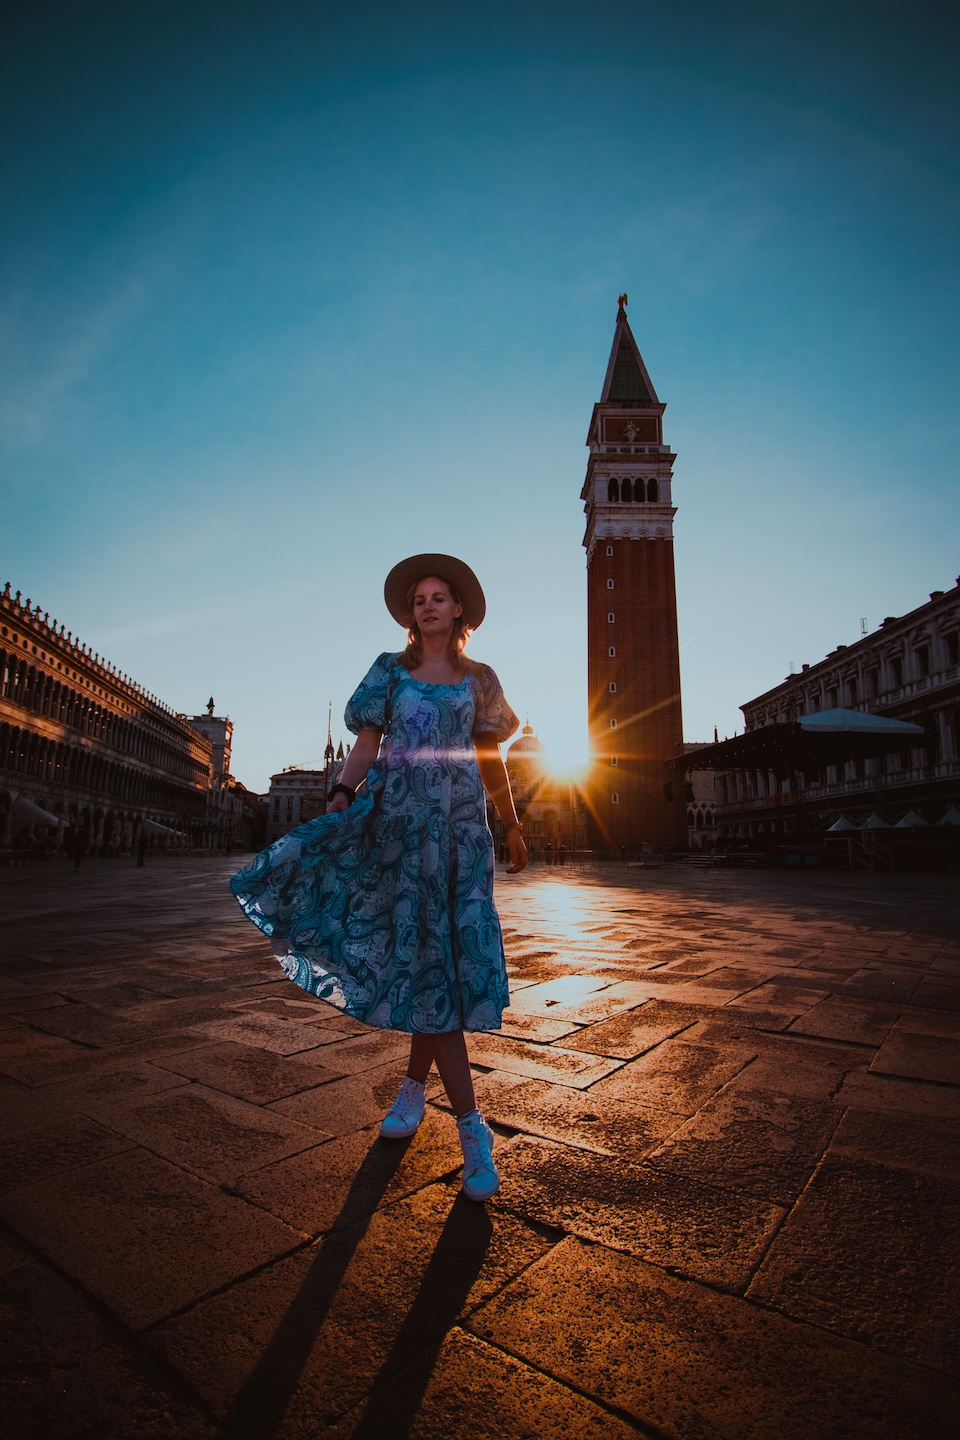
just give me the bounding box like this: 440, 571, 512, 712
231, 555, 526, 1202
136, 833, 148, 867
72, 829, 83, 870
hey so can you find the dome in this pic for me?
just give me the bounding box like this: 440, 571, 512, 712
507, 721, 544, 758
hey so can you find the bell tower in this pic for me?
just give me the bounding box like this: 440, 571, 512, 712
582, 297, 685, 852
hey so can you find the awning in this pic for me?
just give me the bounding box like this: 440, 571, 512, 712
677, 708, 925, 776
140, 819, 182, 836
826, 816, 859, 832
12, 796, 61, 828
895, 810, 929, 828
798, 708, 924, 736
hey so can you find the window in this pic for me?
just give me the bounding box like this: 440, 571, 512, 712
647, 478, 659, 502
865, 668, 879, 698
621, 478, 632, 502
610, 718, 617, 728
890, 656, 903, 688
605, 545, 613, 556
607, 612, 615, 623
609, 681, 617, 693
946, 632, 960, 666
915, 645, 930, 678
608, 646, 616, 657
607, 579, 614, 590
611, 756, 618, 766
607, 478, 619, 502
846, 680, 858, 706
611, 792, 620, 804
828, 687, 839, 709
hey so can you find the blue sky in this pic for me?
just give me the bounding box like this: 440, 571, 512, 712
3, 1, 958, 790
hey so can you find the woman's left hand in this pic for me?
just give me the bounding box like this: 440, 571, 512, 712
505, 827, 527, 874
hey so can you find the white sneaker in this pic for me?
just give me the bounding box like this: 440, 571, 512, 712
379, 1075, 426, 1139
457, 1110, 500, 1201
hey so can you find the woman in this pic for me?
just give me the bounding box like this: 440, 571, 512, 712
230, 554, 527, 1201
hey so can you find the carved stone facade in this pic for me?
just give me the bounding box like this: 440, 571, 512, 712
683, 742, 719, 850
0, 580, 225, 853
581, 301, 686, 853
713, 580, 960, 837
498, 722, 586, 862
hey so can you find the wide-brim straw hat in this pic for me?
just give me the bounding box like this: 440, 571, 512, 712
384, 554, 486, 630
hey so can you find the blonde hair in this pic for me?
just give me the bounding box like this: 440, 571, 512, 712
399, 577, 480, 676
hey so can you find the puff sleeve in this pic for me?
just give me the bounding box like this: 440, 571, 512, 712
471, 665, 520, 744
344, 652, 397, 735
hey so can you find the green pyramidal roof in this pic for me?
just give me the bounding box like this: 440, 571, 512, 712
600, 310, 660, 404
608, 332, 653, 402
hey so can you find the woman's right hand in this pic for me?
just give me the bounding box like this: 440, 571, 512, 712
325, 795, 350, 815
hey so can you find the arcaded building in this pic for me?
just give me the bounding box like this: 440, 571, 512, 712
712, 580, 960, 837
581, 299, 686, 853
0, 581, 218, 851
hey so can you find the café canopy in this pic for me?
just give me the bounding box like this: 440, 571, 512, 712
677, 709, 925, 780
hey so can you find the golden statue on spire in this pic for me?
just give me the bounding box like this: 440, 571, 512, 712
617, 292, 628, 315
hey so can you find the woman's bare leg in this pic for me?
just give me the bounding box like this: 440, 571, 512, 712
428, 1030, 477, 1117
406, 1034, 434, 1084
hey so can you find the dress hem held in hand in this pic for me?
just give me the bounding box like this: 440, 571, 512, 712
229, 652, 519, 1034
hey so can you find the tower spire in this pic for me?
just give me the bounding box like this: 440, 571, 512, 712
600, 295, 659, 405
324, 702, 335, 767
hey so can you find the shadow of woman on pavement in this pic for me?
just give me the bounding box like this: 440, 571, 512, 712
221, 1129, 418, 1439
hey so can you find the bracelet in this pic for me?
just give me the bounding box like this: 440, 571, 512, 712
506, 821, 523, 833
328, 782, 357, 805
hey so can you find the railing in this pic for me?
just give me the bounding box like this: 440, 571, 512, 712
716, 761, 960, 815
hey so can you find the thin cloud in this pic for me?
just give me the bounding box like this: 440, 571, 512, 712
0, 274, 153, 447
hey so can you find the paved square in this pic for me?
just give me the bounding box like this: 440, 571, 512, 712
1, 856, 958, 1436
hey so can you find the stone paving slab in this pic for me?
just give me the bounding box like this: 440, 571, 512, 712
589, 1037, 755, 1114
268, 1060, 445, 1136
191, 1010, 350, 1055
561, 997, 705, 1058
786, 992, 900, 1044
0, 1147, 302, 1328
234, 1112, 464, 1234
747, 1153, 960, 1377
317, 1327, 648, 1440
827, 1105, 960, 1181
472, 1070, 679, 1158
646, 1089, 843, 1206
495, 1009, 582, 1042
869, 1027, 960, 1083
0, 1115, 138, 1193
835, 1067, 960, 1119
466, 1032, 623, 1088
895, 1007, 960, 1038
0, 1261, 221, 1438
469, 1236, 959, 1440
493, 1134, 783, 1291
155, 1040, 347, 1104
92, 1082, 330, 1184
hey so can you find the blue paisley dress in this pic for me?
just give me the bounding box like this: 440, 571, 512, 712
230, 653, 519, 1033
